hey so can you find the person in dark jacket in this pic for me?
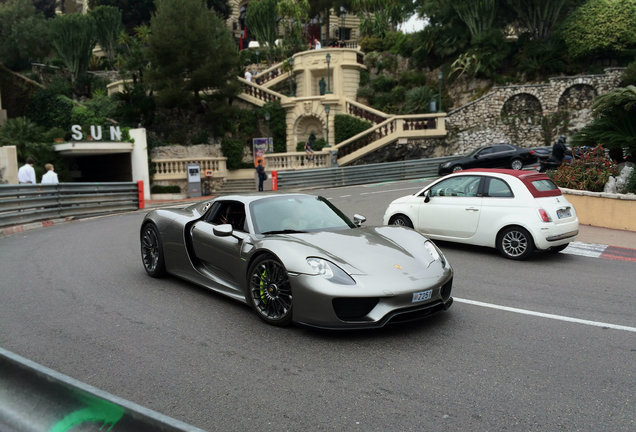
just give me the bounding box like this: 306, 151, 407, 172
256, 159, 266, 191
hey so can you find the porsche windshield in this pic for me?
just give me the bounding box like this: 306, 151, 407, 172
250, 195, 356, 234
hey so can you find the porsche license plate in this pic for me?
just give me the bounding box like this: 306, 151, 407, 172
412, 289, 432, 303
557, 208, 571, 219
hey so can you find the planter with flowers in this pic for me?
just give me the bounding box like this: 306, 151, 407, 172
548, 145, 636, 231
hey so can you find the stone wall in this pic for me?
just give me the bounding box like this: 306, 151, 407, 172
444, 68, 625, 154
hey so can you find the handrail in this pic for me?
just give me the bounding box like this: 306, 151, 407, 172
238, 77, 284, 105
253, 62, 285, 85
330, 113, 447, 165
344, 98, 391, 124
152, 157, 228, 180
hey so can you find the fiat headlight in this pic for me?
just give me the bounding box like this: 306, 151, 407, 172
306, 257, 356, 285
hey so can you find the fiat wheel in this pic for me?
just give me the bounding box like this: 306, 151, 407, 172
141, 223, 166, 277
247, 254, 293, 326
390, 215, 414, 228
497, 226, 535, 260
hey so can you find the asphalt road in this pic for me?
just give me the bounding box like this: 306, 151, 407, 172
0, 180, 634, 431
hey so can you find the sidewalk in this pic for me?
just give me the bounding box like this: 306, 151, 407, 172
576, 224, 636, 249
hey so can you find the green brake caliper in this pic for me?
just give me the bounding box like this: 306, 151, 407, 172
259, 268, 267, 304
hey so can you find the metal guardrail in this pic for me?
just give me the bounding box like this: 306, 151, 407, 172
0, 183, 140, 228
0, 347, 205, 432
277, 155, 458, 190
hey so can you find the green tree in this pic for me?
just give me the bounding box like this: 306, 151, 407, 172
277, 0, 310, 51
0, 117, 60, 178
452, 0, 497, 42
571, 86, 636, 158
88, 0, 155, 33
561, 0, 636, 60
146, 0, 239, 109
506, 0, 568, 40
0, 0, 50, 70
245, 0, 278, 56
90, 5, 123, 68
50, 12, 98, 98
207, 0, 231, 20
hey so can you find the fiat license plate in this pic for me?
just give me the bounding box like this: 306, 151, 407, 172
412, 289, 432, 303
557, 207, 571, 219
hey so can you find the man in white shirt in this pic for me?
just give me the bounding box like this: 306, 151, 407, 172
17, 158, 36, 184
244, 69, 252, 82
314, 38, 321, 49
41, 163, 59, 185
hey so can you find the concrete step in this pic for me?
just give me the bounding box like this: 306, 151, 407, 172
216, 178, 256, 194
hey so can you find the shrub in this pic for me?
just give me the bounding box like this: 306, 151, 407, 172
370, 75, 396, 92
403, 86, 436, 114
151, 184, 181, 194
334, 115, 372, 144
549, 145, 618, 192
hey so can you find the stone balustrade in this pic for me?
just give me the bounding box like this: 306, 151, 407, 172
264, 151, 331, 171
152, 157, 228, 180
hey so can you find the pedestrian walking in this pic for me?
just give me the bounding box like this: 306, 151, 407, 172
41, 163, 59, 185
17, 158, 36, 184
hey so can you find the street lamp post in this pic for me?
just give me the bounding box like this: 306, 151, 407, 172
325, 105, 330, 148
264, 111, 271, 152
326, 53, 331, 94
256, 49, 260, 64
437, 70, 443, 112
288, 57, 294, 97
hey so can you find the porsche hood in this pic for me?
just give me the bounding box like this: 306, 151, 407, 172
279, 226, 441, 276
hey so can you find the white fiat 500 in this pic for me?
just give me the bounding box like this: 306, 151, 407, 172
383, 169, 579, 260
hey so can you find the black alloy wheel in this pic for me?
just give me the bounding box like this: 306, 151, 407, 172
247, 254, 293, 326
141, 223, 166, 277
391, 215, 414, 228
510, 158, 523, 170
497, 226, 535, 260
452, 165, 463, 172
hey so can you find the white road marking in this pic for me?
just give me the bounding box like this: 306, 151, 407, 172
561, 242, 607, 258
454, 298, 636, 333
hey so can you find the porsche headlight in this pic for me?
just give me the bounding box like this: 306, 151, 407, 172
424, 241, 446, 267
441, 162, 452, 168
306, 257, 356, 285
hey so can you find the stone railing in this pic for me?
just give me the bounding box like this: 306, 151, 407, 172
345, 98, 391, 124
253, 62, 285, 86
264, 151, 331, 171
152, 157, 228, 180
332, 113, 447, 165
239, 78, 283, 105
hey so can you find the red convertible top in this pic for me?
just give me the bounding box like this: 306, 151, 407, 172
460, 168, 562, 198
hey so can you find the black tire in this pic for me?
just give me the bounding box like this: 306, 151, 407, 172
510, 158, 523, 170
141, 223, 166, 277
246, 254, 293, 326
452, 165, 463, 172
496, 226, 535, 260
390, 214, 414, 228
549, 244, 569, 253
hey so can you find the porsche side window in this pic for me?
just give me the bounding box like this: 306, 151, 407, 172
485, 178, 514, 198
208, 202, 247, 232
429, 176, 481, 197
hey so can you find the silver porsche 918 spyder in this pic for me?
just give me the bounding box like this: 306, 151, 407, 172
140, 193, 453, 329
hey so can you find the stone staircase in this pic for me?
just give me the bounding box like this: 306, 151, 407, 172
214, 177, 256, 194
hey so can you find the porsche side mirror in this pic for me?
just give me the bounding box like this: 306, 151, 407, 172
213, 224, 233, 237
424, 190, 431, 203
353, 214, 366, 227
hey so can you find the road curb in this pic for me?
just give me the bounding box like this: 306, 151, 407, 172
0, 217, 76, 237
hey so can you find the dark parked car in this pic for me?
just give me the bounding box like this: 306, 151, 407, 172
439, 144, 538, 175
